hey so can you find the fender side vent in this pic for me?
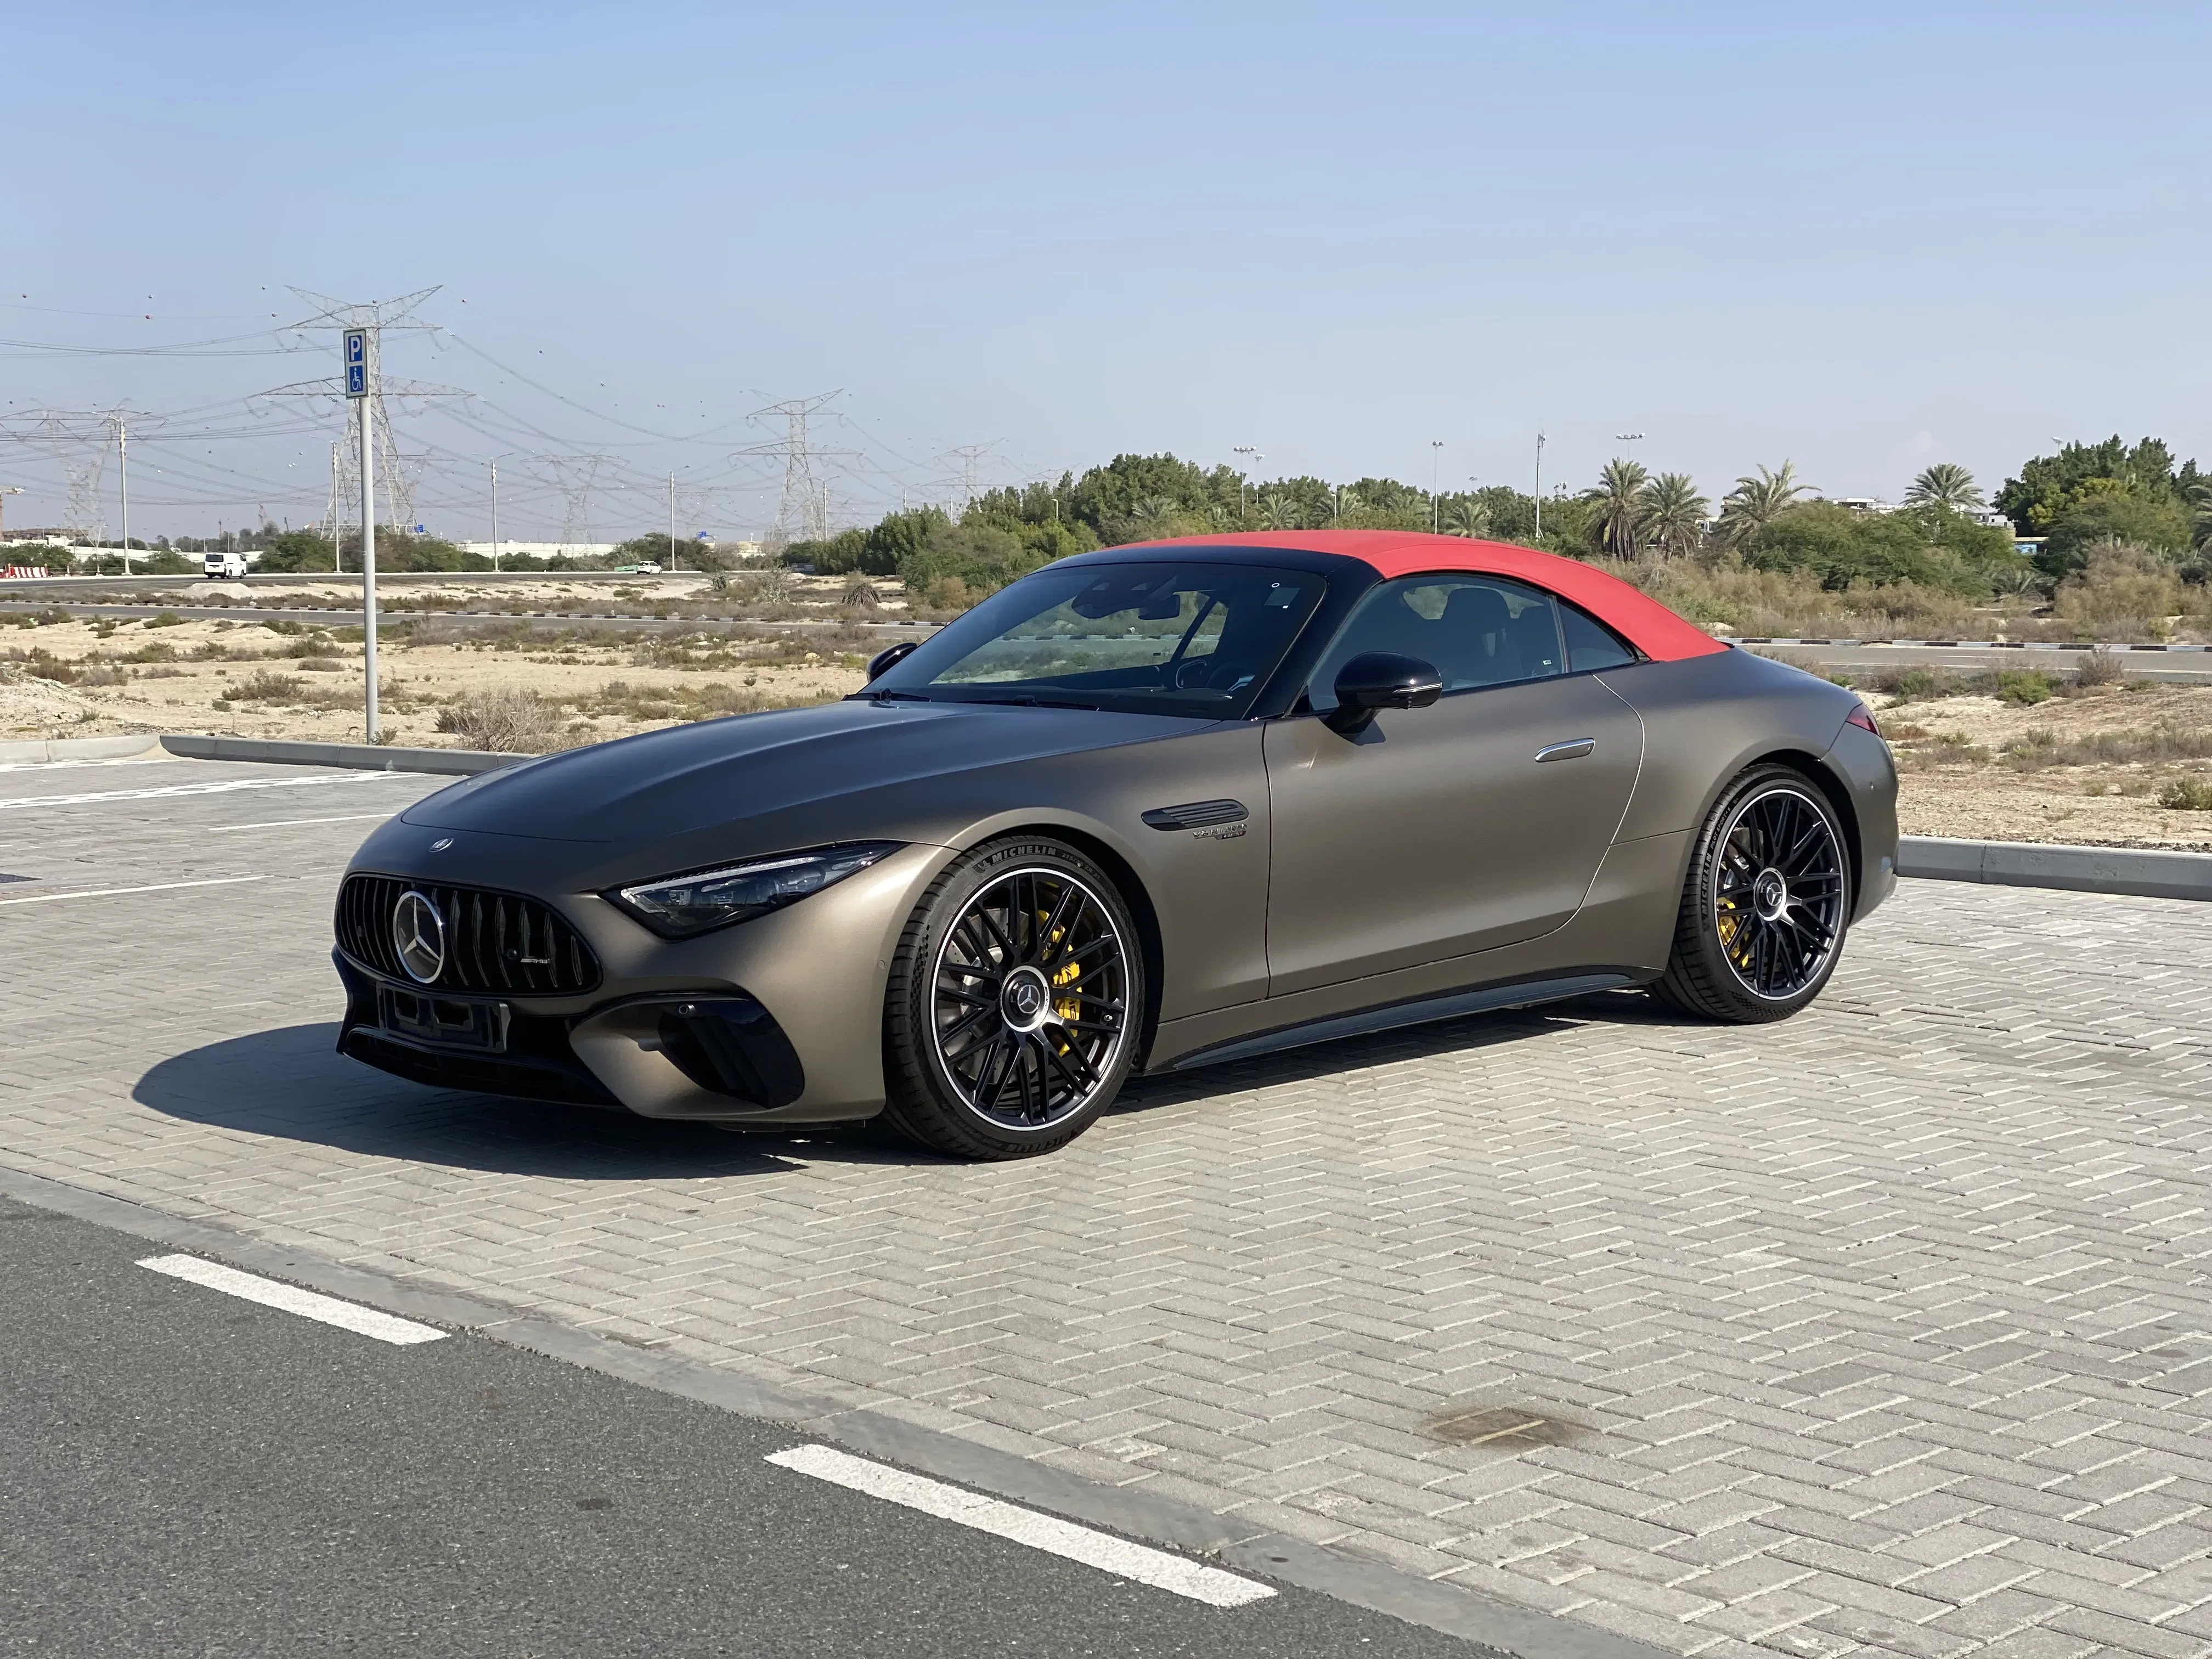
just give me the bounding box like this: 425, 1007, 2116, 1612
1142, 799, 1248, 832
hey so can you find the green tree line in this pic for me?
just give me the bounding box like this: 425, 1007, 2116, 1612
781, 437, 2209, 609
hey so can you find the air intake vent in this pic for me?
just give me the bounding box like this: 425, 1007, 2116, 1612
336, 874, 602, 996
1141, 798, 1248, 832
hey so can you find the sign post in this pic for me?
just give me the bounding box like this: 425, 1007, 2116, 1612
344, 328, 379, 743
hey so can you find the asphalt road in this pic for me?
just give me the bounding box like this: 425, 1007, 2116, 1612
0, 1198, 1468, 1658
1742, 641, 2212, 685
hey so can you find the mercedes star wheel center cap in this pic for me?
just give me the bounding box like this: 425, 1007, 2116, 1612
1753, 868, 1788, 922
1000, 965, 1052, 1032
392, 890, 447, 985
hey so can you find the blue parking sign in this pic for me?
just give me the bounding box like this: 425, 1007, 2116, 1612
343, 329, 369, 398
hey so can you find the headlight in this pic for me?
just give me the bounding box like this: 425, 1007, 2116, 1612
607, 842, 902, 939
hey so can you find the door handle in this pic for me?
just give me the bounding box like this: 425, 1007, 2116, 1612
1533, 739, 1595, 763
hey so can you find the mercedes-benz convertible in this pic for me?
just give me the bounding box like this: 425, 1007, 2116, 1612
332, 531, 1897, 1158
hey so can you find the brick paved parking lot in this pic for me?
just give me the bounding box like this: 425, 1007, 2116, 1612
7, 754, 2212, 1659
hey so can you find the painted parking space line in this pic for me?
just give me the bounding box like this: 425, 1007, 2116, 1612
136, 1255, 447, 1346
0, 756, 189, 775
0, 772, 406, 812
0, 875, 268, 907
213, 812, 393, 832
764, 1444, 1275, 1608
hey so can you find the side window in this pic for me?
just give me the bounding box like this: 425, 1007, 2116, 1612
1560, 603, 1639, 673
1308, 575, 1565, 709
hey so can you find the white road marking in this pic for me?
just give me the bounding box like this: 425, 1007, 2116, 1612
137, 1255, 447, 1346
0, 772, 404, 812
764, 1444, 1276, 1607
0, 874, 268, 906
213, 812, 393, 832
0, 755, 188, 774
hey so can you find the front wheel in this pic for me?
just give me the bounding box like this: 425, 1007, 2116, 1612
882, 837, 1144, 1159
1656, 764, 1852, 1023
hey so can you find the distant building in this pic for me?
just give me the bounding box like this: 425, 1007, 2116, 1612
1828, 497, 2012, 529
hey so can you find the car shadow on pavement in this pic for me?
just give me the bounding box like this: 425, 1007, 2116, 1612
1112, 990, 1688, 1117
131, 1023, 860, 1180
135, 995, 1702, 1177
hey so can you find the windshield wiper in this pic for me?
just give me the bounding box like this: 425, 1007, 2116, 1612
854, 687, 936, 702
960, 693, 1102, 711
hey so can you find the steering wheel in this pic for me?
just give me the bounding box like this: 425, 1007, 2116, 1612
1171, 657, 1216, 690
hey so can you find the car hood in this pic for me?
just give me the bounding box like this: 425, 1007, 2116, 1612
400, 697, 1207, 844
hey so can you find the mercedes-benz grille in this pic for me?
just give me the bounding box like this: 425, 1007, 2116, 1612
336, 874, 602, 996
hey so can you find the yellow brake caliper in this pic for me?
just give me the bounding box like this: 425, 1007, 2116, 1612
1043, 912, 1084, 1048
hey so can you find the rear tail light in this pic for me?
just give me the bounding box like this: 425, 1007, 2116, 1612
1844, 704, 1880, 735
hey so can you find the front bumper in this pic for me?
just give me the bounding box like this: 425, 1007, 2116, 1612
331, 840, 958, 1124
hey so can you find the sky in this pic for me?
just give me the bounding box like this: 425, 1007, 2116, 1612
4, 1, 2207, 543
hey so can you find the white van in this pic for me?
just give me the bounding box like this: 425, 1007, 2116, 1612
204, 551, 249, 579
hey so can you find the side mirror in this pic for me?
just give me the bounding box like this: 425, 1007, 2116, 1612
1325, 651, 1442, 736
866, 639, 921, 681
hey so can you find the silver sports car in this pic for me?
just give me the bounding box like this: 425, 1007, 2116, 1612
333, 531, 1898, 1158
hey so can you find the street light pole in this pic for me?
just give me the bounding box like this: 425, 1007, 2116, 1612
116, 416, 131, 575
489, 459, 501, 571
668, 471, 677, 572
1534, 432, 1545, 543
1430, 441, 1443, 532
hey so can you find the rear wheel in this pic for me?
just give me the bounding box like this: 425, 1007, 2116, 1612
882, 837, 1143, 1159
1656, 765, 1851, 1023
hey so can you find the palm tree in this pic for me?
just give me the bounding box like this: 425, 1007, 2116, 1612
1904, 462, 1985, 512
1712, 460, 1812, 550
1257, 492, 1301, 531
1582, 459, 1650, 559
2186, 479, 2212, 550
1640, 473, 1711, 559
1128, 496, 1181, 529
1441, 497, 1490, 538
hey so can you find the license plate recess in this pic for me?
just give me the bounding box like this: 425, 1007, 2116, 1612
379, 986, 511, 1053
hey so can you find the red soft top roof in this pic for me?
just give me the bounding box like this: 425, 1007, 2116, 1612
1118, 529, 1725, 664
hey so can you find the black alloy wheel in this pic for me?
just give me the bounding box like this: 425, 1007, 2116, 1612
1657, 764, 1852, 1023
883, 837, 1143, 1159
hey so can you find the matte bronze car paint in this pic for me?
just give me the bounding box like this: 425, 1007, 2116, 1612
334, 534, 1899, 1128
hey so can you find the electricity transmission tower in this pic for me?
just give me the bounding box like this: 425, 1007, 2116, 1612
259, 287, 467, 537
524, 455, 612, 553
940, 444, 997, 517
737, 392, 846, 544
36, 411, 112, 544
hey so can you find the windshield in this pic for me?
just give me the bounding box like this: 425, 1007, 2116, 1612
864, 562, 1326, 718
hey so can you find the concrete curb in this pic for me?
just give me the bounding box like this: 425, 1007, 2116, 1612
1899, 836, 2212, 902
0, 1160, 1663, 1659
0, 733, 164, 765
158, 733, 523, 776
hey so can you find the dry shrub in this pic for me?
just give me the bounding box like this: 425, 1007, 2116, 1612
436, 687, 566, 752
2159, 777, 2212, 810
2000, 724, 2212, 771
2073, 646, 2131, 689
227, 670, 305, 703
2053, 541, 2187, 642
582, 678, 833, 723
1613, 560, 1985, 639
